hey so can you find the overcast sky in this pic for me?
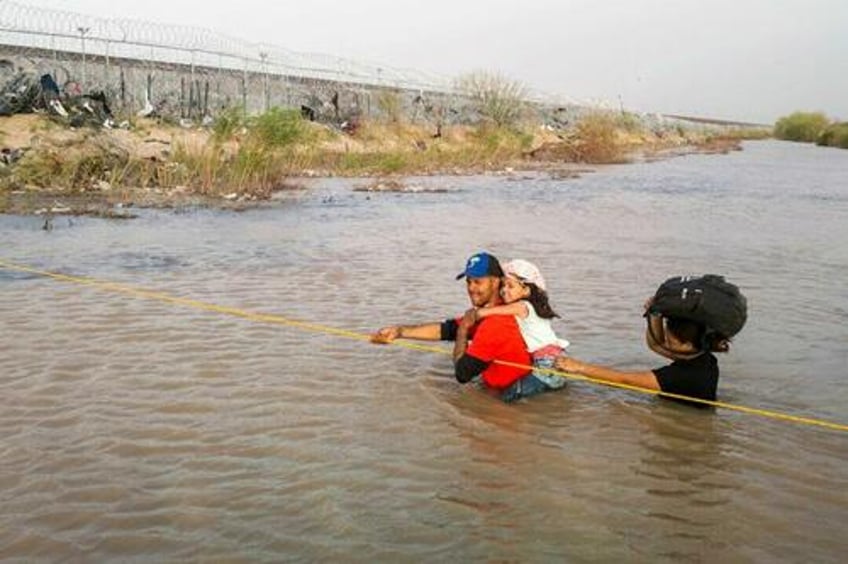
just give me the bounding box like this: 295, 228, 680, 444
37, 0, 848, 124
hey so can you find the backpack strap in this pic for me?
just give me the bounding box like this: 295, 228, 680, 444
645, 313, 705, 361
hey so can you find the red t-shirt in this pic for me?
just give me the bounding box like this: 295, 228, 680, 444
466, 315, 532, 389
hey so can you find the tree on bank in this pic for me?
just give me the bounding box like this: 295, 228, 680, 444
773, 111, 829, 142
456, 71, 528, 128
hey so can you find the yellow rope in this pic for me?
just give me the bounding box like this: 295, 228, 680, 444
2, 258, 847, 433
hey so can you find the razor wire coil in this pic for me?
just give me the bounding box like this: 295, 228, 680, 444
0, 0, 453, 92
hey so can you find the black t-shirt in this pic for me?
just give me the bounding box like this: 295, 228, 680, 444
652, 352, 719, 402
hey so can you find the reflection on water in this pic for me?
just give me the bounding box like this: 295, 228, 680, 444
2, 141, 847, 561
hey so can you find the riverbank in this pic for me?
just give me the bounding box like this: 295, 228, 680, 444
0, 111, 762, 217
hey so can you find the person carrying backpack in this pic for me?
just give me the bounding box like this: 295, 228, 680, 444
554, 275, 746, 404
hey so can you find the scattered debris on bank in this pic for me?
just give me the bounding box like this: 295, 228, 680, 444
1, 70, 119, 129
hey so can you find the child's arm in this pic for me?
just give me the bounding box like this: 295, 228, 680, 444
476, 301, 529, 320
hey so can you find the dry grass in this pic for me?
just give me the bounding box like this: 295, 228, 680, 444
572, 113, 631, 164
525, 113, 632, 164
287, 122, 534, 175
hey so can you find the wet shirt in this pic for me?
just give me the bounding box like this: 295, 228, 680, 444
442, 315, 531, 389
653, 352, 719, 402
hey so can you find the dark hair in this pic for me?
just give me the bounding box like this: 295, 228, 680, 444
665, 317, 731, 353
525, 283, 559, 319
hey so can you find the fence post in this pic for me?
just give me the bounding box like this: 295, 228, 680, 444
190, 49, 196, 85
242, 57, 248, 113
51, 35, 58, 81
77, 26, 90, 88
190, 50, 197, 120
216, 53, 222, 106
105, 39, 111, 85
260, 51, 269, 112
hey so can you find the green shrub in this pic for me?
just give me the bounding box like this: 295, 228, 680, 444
773, 111, 829, 142
249, 107, 308, 148
817, 122, 848, 149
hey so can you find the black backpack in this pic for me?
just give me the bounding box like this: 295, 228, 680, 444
648, 275, 747, 338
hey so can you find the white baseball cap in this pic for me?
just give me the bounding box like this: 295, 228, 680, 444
503, 259, 547, 291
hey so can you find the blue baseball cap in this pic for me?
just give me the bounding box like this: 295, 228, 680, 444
455, 252, 505, 280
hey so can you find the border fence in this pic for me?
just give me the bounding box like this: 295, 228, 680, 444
0, 0, 483, 121
3, 1, 733, 131
0, 0, 450, 91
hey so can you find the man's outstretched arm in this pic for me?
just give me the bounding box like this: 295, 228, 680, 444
371, 322, 445, 343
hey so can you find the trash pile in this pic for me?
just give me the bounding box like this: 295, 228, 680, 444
0, 71, 119, 129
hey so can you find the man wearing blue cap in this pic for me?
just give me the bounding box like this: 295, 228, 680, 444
372, 252, 552, 402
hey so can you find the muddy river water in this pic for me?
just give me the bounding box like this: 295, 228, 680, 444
2, 140, 847, 561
